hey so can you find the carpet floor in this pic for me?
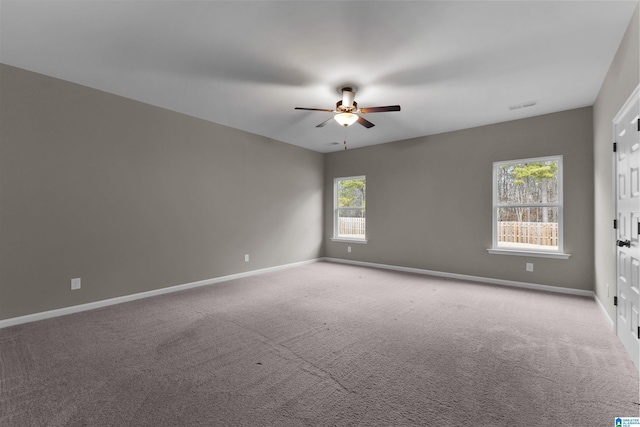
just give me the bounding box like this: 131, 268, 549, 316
1, 262, 638, 426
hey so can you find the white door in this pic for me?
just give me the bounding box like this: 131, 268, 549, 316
615, 85, 640, 370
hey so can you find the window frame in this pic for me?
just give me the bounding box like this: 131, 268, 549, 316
331, 175, 367, 244
488, 155, 570, 259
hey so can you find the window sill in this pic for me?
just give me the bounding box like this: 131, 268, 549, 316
487, 248, 570, 259
331, 238, 368, 244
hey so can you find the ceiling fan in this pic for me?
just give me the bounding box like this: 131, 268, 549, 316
295, 87, 401, 128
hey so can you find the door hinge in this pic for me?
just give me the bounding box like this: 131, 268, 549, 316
613, 142, 617, 152
638, 326, 640, 339
614, 296, 618, 306
637, 119, 639, 132
614, 219, 618, 229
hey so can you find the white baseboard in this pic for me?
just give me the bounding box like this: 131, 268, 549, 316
0, 258, 323, 329
2, 257, 600, 330
324, 257, 595, 298
594, 294, 615, 330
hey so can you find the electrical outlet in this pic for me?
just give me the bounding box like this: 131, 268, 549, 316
71, 278, 81, 290
347, 246, 352, 253
245, 254, 249, 262
606, 283, 610, 297
526, 263, 534, 272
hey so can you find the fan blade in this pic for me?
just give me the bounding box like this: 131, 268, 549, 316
359, 105, 401, 114
316, 117, 335, 128
295, 107, 334, 112
356, 116, 375, 128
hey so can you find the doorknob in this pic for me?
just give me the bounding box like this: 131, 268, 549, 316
617, 239, 631, 248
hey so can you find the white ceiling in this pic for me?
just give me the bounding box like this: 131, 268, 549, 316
1, 1, 637, 152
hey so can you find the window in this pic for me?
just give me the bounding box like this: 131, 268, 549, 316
333, 176, 366, 242
489, 156, 569, 259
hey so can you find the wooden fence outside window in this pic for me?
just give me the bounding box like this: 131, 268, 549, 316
337, 219, 557, 246
338, 217, 366, 237
497, 221, 558, 247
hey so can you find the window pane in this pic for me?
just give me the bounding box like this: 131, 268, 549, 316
337, 210, 366, 239
338, 178, 366, 208
497, 207, 559, 250
335, 177, 366, 240
497, 160, 559, 204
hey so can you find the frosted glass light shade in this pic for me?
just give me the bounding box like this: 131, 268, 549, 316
334, 113, 358, 127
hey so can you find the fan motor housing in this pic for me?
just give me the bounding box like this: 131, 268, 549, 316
336, 100, 358, 113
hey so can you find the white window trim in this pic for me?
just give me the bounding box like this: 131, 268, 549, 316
331, 238, 368, 244
333, 175, 367, 243
488, 155, 570, 259
486, 248, 570, 259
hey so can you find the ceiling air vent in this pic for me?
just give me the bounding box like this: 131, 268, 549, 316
509, 101, 537, 111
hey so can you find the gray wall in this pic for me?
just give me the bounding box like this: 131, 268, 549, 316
2, 3, 637, 322
325, 107, 594, 291
0, 64, 324, 320
593, 4, 639, 322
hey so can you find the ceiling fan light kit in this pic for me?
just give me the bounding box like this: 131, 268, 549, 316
334, 112, 358, 127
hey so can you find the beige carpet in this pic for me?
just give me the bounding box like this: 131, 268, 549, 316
1, 262, 638, 426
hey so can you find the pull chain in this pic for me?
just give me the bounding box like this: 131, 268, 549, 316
343, 126, 348, 150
